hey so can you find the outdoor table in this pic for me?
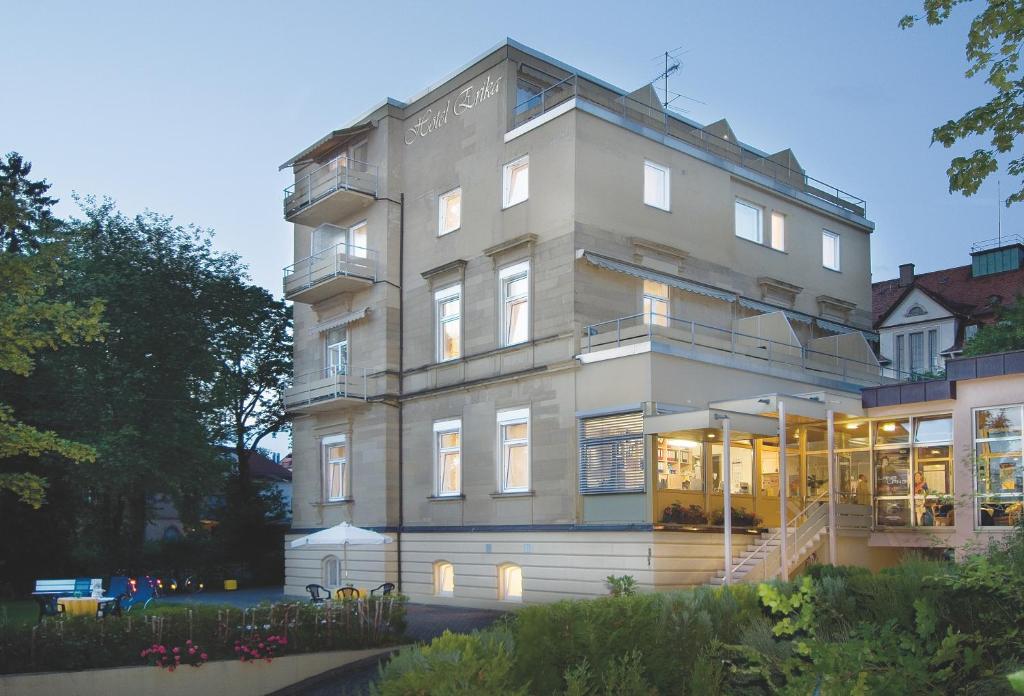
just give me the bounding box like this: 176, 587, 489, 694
58, 596, 112, 617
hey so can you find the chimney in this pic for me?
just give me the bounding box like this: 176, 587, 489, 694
898, 263, 915, 288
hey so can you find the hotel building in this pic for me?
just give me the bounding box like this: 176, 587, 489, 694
280, 39, 1021, 606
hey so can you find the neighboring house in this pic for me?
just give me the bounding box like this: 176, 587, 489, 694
280, 40, 1016, 607
144, 451, 293, 542
873, 236, 1024, 378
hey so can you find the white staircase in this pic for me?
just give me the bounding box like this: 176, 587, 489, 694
709, 496, 829, 585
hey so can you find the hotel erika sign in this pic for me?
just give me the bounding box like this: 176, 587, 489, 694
405, 73, 503, 145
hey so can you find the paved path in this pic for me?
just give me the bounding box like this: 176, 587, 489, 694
159, 589, 504, 695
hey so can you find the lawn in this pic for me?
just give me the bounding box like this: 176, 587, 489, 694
1, 600, 39, 627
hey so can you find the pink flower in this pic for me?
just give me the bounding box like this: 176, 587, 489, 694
186, 640, 192, 645
173, 647, 180, 654
189, 648, 196, 655
200, 653, 208, 661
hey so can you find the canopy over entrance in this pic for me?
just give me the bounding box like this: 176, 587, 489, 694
644, 409, 778, 439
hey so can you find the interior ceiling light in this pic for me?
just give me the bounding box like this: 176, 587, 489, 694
882, 423, 898, 432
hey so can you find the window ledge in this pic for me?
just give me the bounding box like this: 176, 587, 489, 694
428, 494, 465, 501
490, 490, 535, 499
318, 499, 353, 506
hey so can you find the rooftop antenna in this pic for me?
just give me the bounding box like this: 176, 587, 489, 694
648, 47, 706, 112
998, 179, 1003, 247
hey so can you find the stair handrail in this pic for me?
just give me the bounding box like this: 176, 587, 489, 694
727, 492, 830, 580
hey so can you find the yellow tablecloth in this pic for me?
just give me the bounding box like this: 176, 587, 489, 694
59, 597, 99, 617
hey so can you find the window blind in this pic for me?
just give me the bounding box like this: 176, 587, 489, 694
578, 411, 645, 494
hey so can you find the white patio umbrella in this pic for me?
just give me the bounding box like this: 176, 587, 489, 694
289, 522, 393, 581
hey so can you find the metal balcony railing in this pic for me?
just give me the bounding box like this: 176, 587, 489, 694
512, 74, 867, 218
971, 234, 1024, 252
283, 242, 377, 296
582, 312, 899, 386
283, 365, 372, 410
283, 155, 379, 218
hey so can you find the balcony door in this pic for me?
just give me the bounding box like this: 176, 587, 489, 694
325, 327, 348, 377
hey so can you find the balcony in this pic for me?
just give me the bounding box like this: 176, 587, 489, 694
283, 242, 377, 304
511, 75, 866, 219
283, 155, 378, 225
581, 312, 886, 388
283, 366, 372, 414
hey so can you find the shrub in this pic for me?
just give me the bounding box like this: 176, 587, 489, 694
710, 507, 762, 527
371, 628, 525, 696
605, 575, 637, 597
661, 503, 708, 524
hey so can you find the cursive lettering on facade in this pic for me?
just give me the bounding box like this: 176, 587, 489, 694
405, 74, 503, 145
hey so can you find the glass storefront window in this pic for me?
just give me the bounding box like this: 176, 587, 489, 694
875, 420, 911, 446
875, 447, 911, 527
711, 444, 753, 495
838, 451, 871, 504
657, 438, 704, 491
914, 415, 953, 444
761, 448, 780, 497
975, 405, 1024, 528
806, 453, 829, 497
835, 420, 870, 449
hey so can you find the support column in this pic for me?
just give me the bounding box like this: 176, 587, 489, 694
778, 401, 788, 581
827, 409, 838, 565
723, 418, 732, 584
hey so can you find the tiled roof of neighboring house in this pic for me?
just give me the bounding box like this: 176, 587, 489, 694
248, 451, 293, 482
873, 262, 1024, 329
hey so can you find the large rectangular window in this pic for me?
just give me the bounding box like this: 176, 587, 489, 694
975, 405, 1024, 527
438, 188, 461, 236
643, 160, 670, 211
580, 412, 645, 494
349, 220, 368, 258
657, 436, 703, 492
927, 329, 939, 371
323, 435, 348, 502
735, 200, 763, 243
909, 332, 924, 374
502, 156, 529, 208
434, 419, 462, 497
498, 408, 530, 493
311, 223, 367, 258
435, 285, 461, 362
642, 280, 669, 327
770, 211, 786, 251
822, 230, 841, 271
500, 262, 530, 346
894, 334, 905, 377
324, 327, 348, 377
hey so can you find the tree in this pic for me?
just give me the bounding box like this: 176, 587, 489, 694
963, 294, 1024, 354
900, 2, 1024, 204
0, 153, 105, 508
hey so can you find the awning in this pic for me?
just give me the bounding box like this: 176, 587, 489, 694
279, 123, 375, 170
577, 250, 736, 302
644, 408, 779, 438
310, 307, 369, 335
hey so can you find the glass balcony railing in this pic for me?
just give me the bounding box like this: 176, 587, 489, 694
283, 155, 378, 219
283, 365, 371, 412
283, 242, 377, 302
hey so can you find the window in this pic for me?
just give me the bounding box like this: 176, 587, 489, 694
336, 139, 368, 173
498, 563, 523, 602
965, 324, 980, 341
822, 230, 840, 271
438, 188, 461, 236
735, 200, 763, 243
643, 160, 670, 211
435, 285, 461, 362
974, 405, 1024, 527
325, 327, 347, 377
642, 280, 669, 327
350, 220, 368, 258
712, 443, 754, 495
323, 435, 348, 502
909, 332, 924, 374
581, 412, 645, 494
434, 419, 462, 496
322, 556, 342, 587
497, 408, 530, 493
502, 156, 529, 208
770, 212, 785, 251
895, 334, 905, 377
433, 561, 455, 596
927, 329, 939, 371
500, 262, 530, 346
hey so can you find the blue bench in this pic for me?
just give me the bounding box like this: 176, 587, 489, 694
32, 578, 102, 621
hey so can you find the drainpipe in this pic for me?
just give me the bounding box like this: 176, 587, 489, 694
778, 400, 788, 581
722, 417, 732, 584
827, 409, 838, 565
397, 192, 405, 590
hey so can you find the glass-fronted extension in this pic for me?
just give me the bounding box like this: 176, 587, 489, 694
975, 404, 1024, 527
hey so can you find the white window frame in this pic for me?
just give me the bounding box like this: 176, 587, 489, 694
438, 187, 462, 236
642, 280, 669, 327
322, 434, 349, 502
770, 211, 786, 251
434, 419, 462, 497
643, 160, 670, 211
499, 261, 530, 346
502, 155, 529, 209
734, 199, 763, 244
435, 284, 462, 362
434, 561, 455, 596
497, 408, 530, 493
322, 555, 342, 587
349, 220, 368, 258
822, 229, 841, 271
498, 563, 523, 602
324, 327, 348, 377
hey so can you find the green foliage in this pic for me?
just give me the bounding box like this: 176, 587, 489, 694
0, 597, 406, 674
1009, 669, 1024, 693
372, 628, 526, 696
0, 153, 105, 508
964, 295, 1024, 355
900, 2, 1024, 204
605, 574, 637, 597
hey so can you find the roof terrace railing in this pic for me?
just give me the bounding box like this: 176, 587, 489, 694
513, 74, 867, 218
582, 312, 902, 386
971, 234, 1024, 252
283, 154, 378, 217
